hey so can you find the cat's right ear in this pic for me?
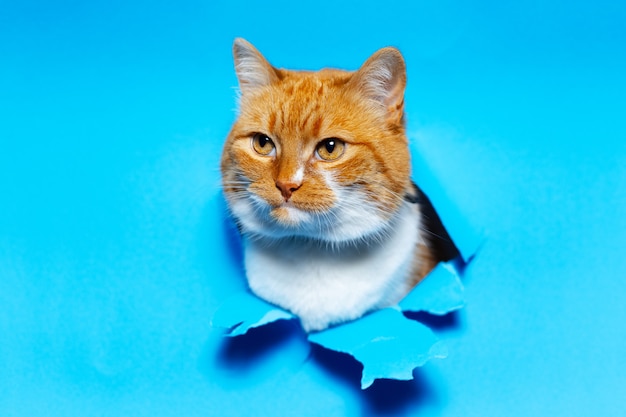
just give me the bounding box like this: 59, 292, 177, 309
349, 47, 407, 122
233, 38, 279, 94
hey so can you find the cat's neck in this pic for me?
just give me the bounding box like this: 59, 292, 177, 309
242, 201, 422, 332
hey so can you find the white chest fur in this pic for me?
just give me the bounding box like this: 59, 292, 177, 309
243, 202, 421, 332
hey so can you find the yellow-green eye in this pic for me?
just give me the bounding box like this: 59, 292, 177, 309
315, 138, 345, 161
252, 133, 276, 156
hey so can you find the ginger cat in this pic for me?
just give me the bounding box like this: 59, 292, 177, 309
221, 38, 454, 332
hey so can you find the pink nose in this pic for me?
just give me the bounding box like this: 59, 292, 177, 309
275, 180, 301, 201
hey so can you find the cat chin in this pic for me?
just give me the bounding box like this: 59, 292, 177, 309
237, 205, 401, 248
228, 198, 389, 245
237, 208, 393, 246
242, 225, 392, 248
269, 205, 312, 226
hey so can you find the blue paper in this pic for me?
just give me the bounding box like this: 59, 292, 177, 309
399, 258, 465, 315
4, 1, 626, 415
308, 308, 447, 389
213, 268, 459, 388
212, 292, 296, 337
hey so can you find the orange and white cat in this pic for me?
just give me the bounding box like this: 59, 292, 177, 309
221, 38, 443, 332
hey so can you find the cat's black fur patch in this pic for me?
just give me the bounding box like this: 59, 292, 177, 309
405, 182, 459, 263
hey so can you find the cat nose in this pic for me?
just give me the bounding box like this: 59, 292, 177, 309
275, 179, 302, 201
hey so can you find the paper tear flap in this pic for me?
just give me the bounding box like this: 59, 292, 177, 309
212, 292, 296, 337
308, 308, 447, 389
399, 257, 465, 315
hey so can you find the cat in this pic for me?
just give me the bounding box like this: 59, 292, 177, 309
221, 38, 456, 332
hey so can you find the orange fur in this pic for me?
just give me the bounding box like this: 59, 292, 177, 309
222, 40, 411, 220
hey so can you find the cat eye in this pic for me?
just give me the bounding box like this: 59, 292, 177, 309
315, 138, 345, 161
252, 133, 276, 156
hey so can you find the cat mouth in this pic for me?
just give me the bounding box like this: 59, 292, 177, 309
270, 204, 311, 226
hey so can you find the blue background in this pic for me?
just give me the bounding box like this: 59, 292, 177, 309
2, 1, 626, 416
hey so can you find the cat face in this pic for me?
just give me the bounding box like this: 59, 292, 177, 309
221, 39, 412, 244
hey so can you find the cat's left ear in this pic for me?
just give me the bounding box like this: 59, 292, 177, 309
233, 38, 279, 94
350, 47, 407, 120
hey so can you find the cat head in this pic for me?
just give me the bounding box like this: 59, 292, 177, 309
221, 38, 412, 244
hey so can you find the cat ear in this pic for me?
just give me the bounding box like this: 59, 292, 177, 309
350, 47, 407, 117
233, 38, 279, 93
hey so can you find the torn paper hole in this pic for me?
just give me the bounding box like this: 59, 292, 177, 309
212, 255, 468, 388
212, 140, 483, 389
